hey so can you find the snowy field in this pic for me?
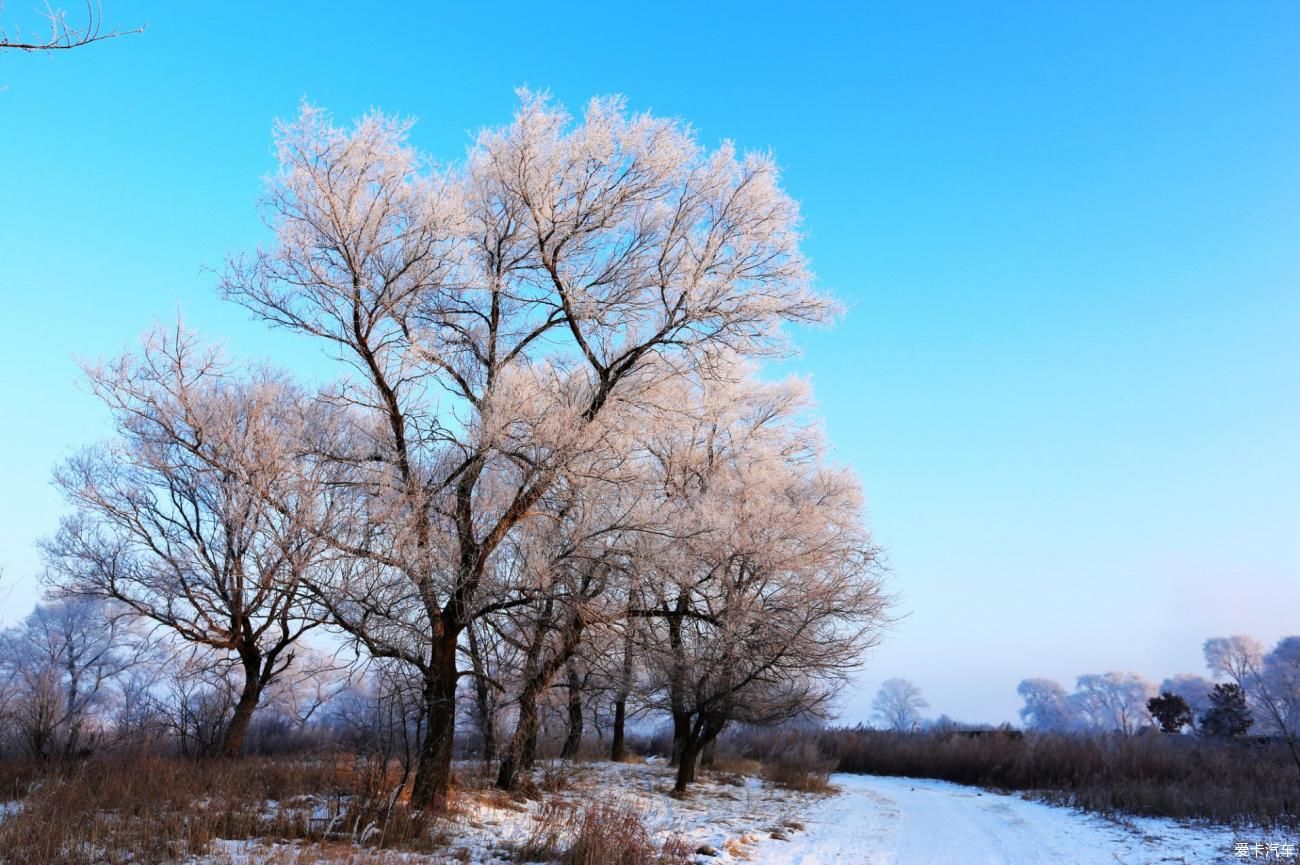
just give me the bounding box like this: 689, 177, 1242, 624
180, 761, 1293, 864
766, 774, 1258, 865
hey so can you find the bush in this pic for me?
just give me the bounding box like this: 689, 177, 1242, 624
759, 740, 837, 793
564, 802, 692, 865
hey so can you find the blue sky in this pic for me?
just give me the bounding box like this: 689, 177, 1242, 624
1, 1, 1297, 724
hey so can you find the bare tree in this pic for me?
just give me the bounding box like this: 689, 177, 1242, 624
1017, 678, 1076, 732
0, 1, 142, 51
0, 597, 143, 758
1206, 634, 1300, 780
219, 92, 837, 809
1261, 638, 1300, 739
1070, 672, 1155, 735
872, 678, 928, 732
1205, 636, 1266, 690
630, 371, 886, 791
330, 659, 427, 805
491, 476, 639, 791
44, 326, 329, 757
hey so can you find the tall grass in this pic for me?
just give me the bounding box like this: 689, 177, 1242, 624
0, 753, 444, 865
514, 799, 693, 865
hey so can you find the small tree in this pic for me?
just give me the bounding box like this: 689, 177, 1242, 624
0, 597, 143, 758
45, 326, 328, 757
1200, 683, 1252, 738
1071, 671, 1156, 735
873, 678, 928, 731
1147, 692, 1192, 734
1017, 678, 1076, 732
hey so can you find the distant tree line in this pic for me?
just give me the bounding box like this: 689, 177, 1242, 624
1015, 634, 1300, 776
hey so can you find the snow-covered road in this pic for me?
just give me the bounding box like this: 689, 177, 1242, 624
757, 774, 1241, 865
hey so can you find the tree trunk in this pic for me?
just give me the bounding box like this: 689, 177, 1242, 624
669, 710, 691, 767
496, 673, 546, 790
610, 623, 634, 761
466, 623, 496, 760
219, 652, 264, 758
666, 600, 689, 766
674, 720, 700, 793
521, 724, 540, 769
496, 606, 586, 789
410, 634, 459, 811
610, 698, 627, 762
560, 663, 583, 759
698, 716, 725, 770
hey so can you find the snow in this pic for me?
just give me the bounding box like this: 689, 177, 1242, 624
757, 774, 1291, 865
191, 763, 1296, 864
194, 760, 821, 864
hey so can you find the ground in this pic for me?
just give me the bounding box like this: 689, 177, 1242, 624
187, 761, 1291, 864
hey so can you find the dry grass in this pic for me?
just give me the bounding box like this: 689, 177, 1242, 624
203, 839, 468, 864
562, 801, 693, 865
705, 755, 763, 777
512, 798, 579, 861
0, 753, 455, 865
0, 753, 707, 865
510, 798, 692, 865
758, 741, 837, 793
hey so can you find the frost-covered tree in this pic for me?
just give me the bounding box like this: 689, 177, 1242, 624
1261, 638, 1300, 738
1071, 672, 1155, 735
1016, 678, 1077, 732
1204, 636, 1266, 690
219, 93, 839, 809
1204, 634, 1300, 777
490, 464, 647, 791
873, 678, 928, 731
617, 370, 885, 793
44, 326, 329, 757
0, 597, 143, 758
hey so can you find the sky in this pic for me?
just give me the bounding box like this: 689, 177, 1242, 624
1, 1, 1297, 725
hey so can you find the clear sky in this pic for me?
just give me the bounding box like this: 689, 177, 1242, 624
1, 1, 1297, 725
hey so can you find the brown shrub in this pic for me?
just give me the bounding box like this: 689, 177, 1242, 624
513, 797, 580, 862
511, 798, 693, 865
563, 801, 692, 865
759, 740, 837, 793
